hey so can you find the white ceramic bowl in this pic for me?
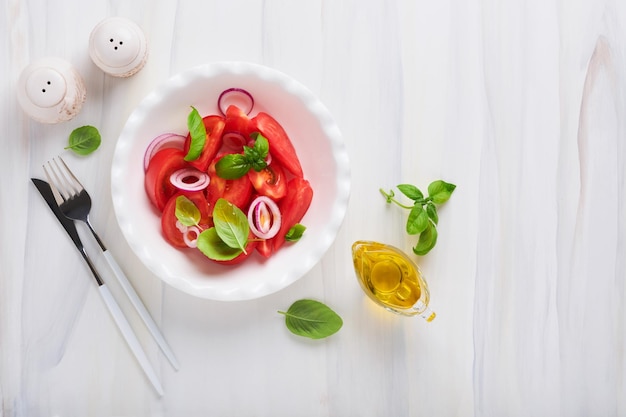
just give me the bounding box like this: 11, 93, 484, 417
111, 62, 350, 300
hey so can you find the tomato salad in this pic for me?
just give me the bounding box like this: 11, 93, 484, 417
144, 88, 313, 265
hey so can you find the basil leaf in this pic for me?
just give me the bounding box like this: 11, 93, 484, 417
426, 202, 438, 225
406, 205, 429, 235
285, 224, 306, 242
252, 133, 269, 158
428, 180, 456, 204
175, 195, 200, 227
196, 228, 243, 261
383, 180, 455, 256
212, 198, 249, 251
244, 134, 269, 172
184, 106, 206, 162
215, 154, 250, 179
413, 221, 438, 256
65, 125, 101, 155
249, 157, 268, 172
278, 299, 343, 339
397, 184, 423, 202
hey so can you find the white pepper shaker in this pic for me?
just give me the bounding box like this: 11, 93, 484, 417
89, 17, 148, 77
16, 57, 87, 124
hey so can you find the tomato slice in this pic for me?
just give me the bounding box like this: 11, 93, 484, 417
161, 192, 211, 248
252, 112, 303, 178
247, 161, 287, 200
255, 239, 273, 258
206, 157, 253, 211
271, 177, 313, 252
183, 115, 226, 172
144, 148, 188, 211
224, 105, 254, 138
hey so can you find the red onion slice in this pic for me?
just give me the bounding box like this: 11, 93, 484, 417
218, 88, 254, 116
222, 132, 247, 151
144, 133, 186, 171
247, 196, 281, 239
169, 168, 210, 192
175, 220, 187, 233
256, 202, 271, 234
175, 221, 201, 248
183, 225, 201, 248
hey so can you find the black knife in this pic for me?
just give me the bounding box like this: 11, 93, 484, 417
31, 178, 103, 285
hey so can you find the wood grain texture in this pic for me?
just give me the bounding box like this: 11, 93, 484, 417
1, 0, 625, 416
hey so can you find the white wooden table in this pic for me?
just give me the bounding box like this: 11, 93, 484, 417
1, 1, 625, 416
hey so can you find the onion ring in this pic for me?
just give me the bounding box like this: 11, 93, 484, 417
218, 88, 254, 116
183, 225, 201, 248
143, 133, 186, 171
169, 168, 210, 192
222, 132, 247, 151
247, 196, 281, 239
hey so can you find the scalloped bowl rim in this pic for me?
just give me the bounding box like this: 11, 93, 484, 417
111, 62, 350, 300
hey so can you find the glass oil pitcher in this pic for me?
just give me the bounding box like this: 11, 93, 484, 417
351, 241, 436, 321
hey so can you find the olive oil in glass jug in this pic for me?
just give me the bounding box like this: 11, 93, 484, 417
352, 241, 436, 321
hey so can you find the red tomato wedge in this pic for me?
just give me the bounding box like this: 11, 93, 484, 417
247, 161, 287, 200
256, 239, 273, 258
161, 192, 211, 248
224, 105, 254, 137
145, 148, 188, 211
206, 157, 253, 211
183, 115, 225, 172
251, 112, 303, 178
272, 177, 313, 252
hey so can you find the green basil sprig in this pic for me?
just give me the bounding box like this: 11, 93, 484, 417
184, 106, 206, 162
65, 125, 101, 155
278, 299, 343, 339
380, 180, 456, 256
215, 133, 269, 179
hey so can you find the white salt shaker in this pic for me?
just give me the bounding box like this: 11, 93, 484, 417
16, 57, 87, 124
89, 17, 148, 77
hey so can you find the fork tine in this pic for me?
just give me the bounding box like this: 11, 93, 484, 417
43, 162, 67, 206
57, 156, 85, 192
52, 157, 82, 197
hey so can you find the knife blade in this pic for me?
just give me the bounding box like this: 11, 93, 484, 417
31, 178, 164, 396
32, 178, 104, 284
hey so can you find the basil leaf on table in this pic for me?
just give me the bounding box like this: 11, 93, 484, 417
427, 180, 456, 204
413, 220, 438, 256
380, 179, 455, 256
397, 183, 424, 202
278, 299, 343, 339
65, 125, 101, 155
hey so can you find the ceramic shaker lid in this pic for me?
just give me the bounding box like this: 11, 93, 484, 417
16, 57, 86, 124
89, 17, 148, 77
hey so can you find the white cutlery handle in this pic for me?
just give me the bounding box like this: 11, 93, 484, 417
103, 250, 180, 371
98, 284, 164, 396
